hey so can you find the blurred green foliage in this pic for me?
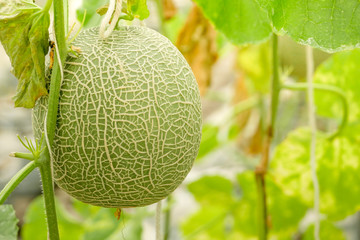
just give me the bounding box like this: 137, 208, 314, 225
4, 0, 360, 239
237, 41, 272, 94
272, 126, 360, 221
76, 0, 105, 28
196, 124, 220, 160
0, 205, 18, 240
183, 46, 360, 238
303, 221, 346, 240
22, 196, 150, 240
314, 49, 360, 122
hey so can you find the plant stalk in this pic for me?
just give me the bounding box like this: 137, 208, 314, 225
38, 151, 59, 240
43, 0, 53, 13
38, 0, 68, 239
156, 201, 162, 240
255, 34, 281, 240
255, 174, 267, 240
164, 196, 172, 240
10, 152, 35, 161
46, 0, 67, 142
0, 161, 37, 204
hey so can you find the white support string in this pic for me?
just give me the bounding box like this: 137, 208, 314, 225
156, 201, 162, 240
99, 0, 123, 38
306, 45, 320, 240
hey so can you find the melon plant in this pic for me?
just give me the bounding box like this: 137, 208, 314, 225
32, 26, 202, 208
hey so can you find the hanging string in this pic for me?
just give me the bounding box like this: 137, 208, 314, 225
99, 0, 123, 38
156, 201, 162, 240
306, 45, 320, 240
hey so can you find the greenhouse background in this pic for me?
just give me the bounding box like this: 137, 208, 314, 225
1, 0, 360, 239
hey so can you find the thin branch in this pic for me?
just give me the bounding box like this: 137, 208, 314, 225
0, 161, 37, 204
164, 196, 172, 240
156, 200, 162, 240
254, 34, 281, 240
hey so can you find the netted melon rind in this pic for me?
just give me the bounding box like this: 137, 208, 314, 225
32, 26, 201, 208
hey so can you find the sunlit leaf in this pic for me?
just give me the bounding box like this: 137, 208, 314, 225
193, 0, 272, 45
303, 221, 346, 240
183, 172, 306, 239
235, 171, 308, 238
0, 0, 49, 108
271, 127, 360, 220
314, 49, 360, 122
0, 205, 19, 240
238, 41, 271, 94
267, 176, 307, 237
182, 207, 230, 240
256, 0, 360, 52
188, 175, 234, 207
127, 0, 149, 20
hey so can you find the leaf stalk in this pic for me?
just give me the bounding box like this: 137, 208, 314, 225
0, 161, 37, 204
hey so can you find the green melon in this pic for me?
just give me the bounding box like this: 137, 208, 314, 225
32, 26, 202, 208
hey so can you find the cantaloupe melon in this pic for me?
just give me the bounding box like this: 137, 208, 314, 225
32, 26, 202, 208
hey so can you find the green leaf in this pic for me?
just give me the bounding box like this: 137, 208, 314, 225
96, 4, 110, 16
266, 177, 307, 237
235, 171, 307, 238
22, 196, 147, 240
193, 0, 272, 46
76, 0, 107, 28
183, 175, 241, 239
181, 207, 230, 240
271, 126, 360, 220
0, 205, 19, 240
233, 172, 258, 237
127, 0, 149, 20
0, 0, 49, 108
303, 221, 346, 240
78, 0, 149, 27
314, 49, 360, 122
256, 0, 360, 52
73, 199, 148, 240
238, 40, 272, 94
22, 197, 84, 240
188, 175, 234, 207
183, 172, 307, 239
197, 124, 220, 160
80, 207, 120, 240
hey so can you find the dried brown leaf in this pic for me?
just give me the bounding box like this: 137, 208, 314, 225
162, 0, 177, 20
176, 4, 217, 96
